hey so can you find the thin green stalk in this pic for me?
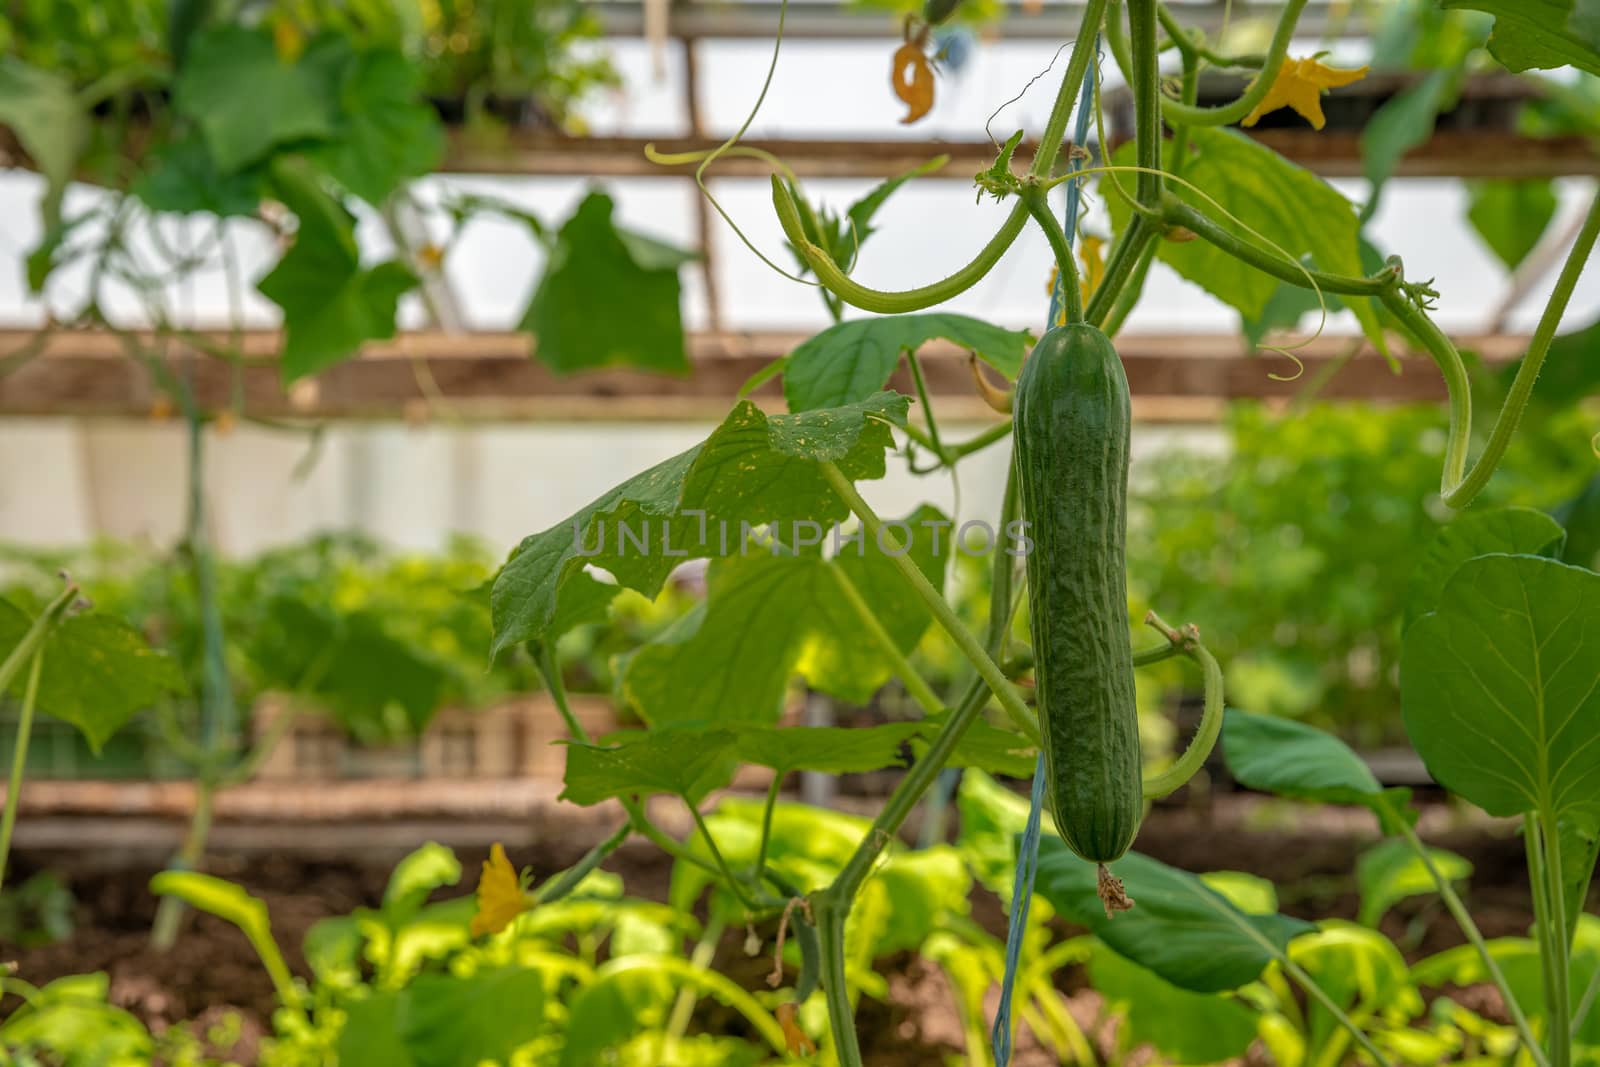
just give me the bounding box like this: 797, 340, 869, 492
1156, 0, 1308, 126
665, 916, 727, 1044
1167, 37, 1201, 180
1544, 812, 1573, 1067
1086, 216, 1158, 328
1281, 955, 1394, 1067
1441, 188, 1600, 508
949, 420, 1013, 460
831, 564, 943, 715
754, 771, 784, 877
775, 180, 1030, 314
819, 462, 1039, 746
1023, 184, 1084, 323
1156, 3, 1265, 69
151, 781, 216, 950
1028, 0, 1112, 179
691, 806, 755, 912
904, 354, 950, 463
535, 822, 632, 905
1388, 812, 1549, 1067
535, 647, 740, 890
1099, 239, 1158, 337
1528, 814, 1561, 1061
899, 417, 943, 458
1572, 965, 1600, 1040
1140, 639, 1223, 799
813, 466, 1021, 1065
1164, 197, 1402, 296
0, 653, 45, 894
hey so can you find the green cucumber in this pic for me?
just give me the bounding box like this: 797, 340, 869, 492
1013, 323, 1141, 865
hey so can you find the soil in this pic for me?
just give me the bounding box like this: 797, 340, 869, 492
0, 798, 1556, 1066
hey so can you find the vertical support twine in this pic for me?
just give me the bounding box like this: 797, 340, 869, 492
990, 36, 1099, 1067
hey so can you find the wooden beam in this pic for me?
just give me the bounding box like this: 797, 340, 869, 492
0, 328, 1525, 422
441, 130, 1600, 180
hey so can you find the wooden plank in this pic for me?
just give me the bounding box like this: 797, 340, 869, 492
0, 328, 1526, 422
444, 130, 1600, 180
588, 0, 1342, 40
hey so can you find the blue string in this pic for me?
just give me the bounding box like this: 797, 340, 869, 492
990, 37, 1098, 1067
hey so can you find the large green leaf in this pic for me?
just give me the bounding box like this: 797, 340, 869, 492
926, 715, 1037, 778
1467, 179, 1559, 271
778, 313, 1032, 412
1355, 838, 1473, 927
522, 191, 693, 375
173, 26, 339, 172
621, 504, 951, 724
0, 57, 89, 227
308, 47, 442, 205
1088, 943, 1260, 1063
1032, 837, 1315, 992
1221, 709, 1410, 827
1402, 554, 1600, 819
399, 968, 546, 1067
0, 603, 185, 752
489, 391, 908, 657
258, 161, 416, 382
1442, 0, 1600, 75
1106, 127, 1386, 354
559, 966, 675, 1067
1405, 506, 1567, 628
730, 723, 923, 775
560, 727, 737, 806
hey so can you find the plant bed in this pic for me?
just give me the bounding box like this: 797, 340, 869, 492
2, 795, 1555, 1066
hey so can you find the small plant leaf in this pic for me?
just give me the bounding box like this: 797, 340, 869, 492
0, 603, 186, 752
1221, 709, 1413, 828
780, 313, 1032, 412
1355, 838, 1473, 927
621, 505, 952, 724
730, 723, 923, 775
560, 727, 738, 806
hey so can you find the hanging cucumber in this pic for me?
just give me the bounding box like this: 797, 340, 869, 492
1013, 323, 1141, 873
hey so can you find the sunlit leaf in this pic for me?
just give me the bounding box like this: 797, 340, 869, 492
1441, 0, 1600, 76
490, 392, 908, 657
1356, 838, 1473, 927
779, 313, 1031, 412
622, 505, 951, 724
561, 727, 738, 806
0, 603, 186, 752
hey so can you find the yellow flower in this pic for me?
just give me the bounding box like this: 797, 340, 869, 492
890, 41, 935, 125
271, 18, 305, 63
1078, 234, 1107, 306
1241, 56, 1369, 131
470, 843, 530, 937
